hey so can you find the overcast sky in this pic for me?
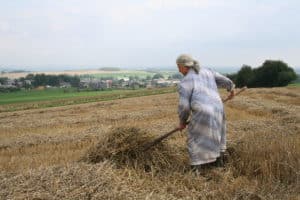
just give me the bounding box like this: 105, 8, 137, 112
0, 0, 299, 70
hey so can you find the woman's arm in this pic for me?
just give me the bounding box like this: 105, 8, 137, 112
213, 71, 235, 92
177, 77, 193, 130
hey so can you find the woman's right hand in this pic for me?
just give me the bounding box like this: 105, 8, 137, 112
227, 89, 235, 100
178, 123, 187, 131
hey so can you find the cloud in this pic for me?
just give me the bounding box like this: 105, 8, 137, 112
0, 0, 299, 67
0, 21, 10, 33
146, 0, 224, 10
106, 0, 226, 25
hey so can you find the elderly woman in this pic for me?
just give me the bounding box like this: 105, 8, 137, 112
176, 54, 235, 172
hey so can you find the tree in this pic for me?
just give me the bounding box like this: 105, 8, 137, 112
170, 73, 183, 80
48, 75, 59, 86
70, 76, 80, 87
0, 77, 8, 85
225, 73, 237, 84
229, 60, 297, 88
26, 74, 81, 88
252, 60, 297, 87
129, 75, 135, 81
25, 74, 35, 81
152, 73, 164, 79
146, 75, 152, 80
33, 74, 47, 87
235, 65, 254, 87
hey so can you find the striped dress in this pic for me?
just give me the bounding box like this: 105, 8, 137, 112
178, 67, 235, 165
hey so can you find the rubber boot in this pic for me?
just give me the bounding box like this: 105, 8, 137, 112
190, 163, 213, 175
214, 152, 228, 168
215, 155, 224, 168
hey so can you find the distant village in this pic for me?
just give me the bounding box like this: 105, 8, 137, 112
0, 72, 182, 92
78, 77, 181, 90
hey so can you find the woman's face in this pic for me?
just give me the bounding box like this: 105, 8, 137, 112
177, 64, 189, 75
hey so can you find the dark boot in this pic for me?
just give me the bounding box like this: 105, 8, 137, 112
190, 163, 213, 175
214, 152, 228, 168
214, 155, 224, 167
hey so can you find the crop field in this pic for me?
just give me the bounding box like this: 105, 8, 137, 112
0, 88, 106, 105
0, 87, 176, 112
0, 87, 299, 199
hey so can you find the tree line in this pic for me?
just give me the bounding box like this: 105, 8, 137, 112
226, 60, 297, 88
25, 74, 80, 87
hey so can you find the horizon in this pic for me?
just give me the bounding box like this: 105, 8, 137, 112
1, 65, 300, 75
0, 65, 241, 73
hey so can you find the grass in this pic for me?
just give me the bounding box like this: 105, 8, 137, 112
0, 88, 109, 105
288, 82, 300, 87
0, 88, 135, 105
289, 74, 300, 87
0, 87, 177, 112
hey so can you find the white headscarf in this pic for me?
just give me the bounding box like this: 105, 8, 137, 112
176, 54, 200, 74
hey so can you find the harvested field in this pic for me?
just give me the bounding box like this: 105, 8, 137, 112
0, 87, 299, 199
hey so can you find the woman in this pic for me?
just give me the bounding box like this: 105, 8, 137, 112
176, 54, 235, 172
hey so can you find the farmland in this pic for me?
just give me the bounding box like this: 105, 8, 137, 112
0, 86, 299, 199
0, 87, 176, 112
0, 69, 175, 79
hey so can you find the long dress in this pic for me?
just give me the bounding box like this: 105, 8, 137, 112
178, 67, 235, 165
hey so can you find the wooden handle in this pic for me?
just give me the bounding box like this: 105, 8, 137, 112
223, 86, 247, 103
142, 127, 180, 151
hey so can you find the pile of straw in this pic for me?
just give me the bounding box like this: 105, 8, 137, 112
81, 127, 187, 172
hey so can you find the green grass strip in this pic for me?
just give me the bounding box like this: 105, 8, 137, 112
0, 87, 177, 112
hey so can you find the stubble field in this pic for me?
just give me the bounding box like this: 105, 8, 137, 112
0, 87, 299, 199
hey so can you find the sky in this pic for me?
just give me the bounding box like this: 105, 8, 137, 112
0, 0, 299, 71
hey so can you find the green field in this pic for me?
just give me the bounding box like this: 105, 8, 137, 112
0, 88, 119, 105
0, 87, 177, 112
288, 82, 300, 87
288, 76, 300, 87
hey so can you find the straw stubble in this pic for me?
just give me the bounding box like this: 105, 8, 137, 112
81, 126, 188, 173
